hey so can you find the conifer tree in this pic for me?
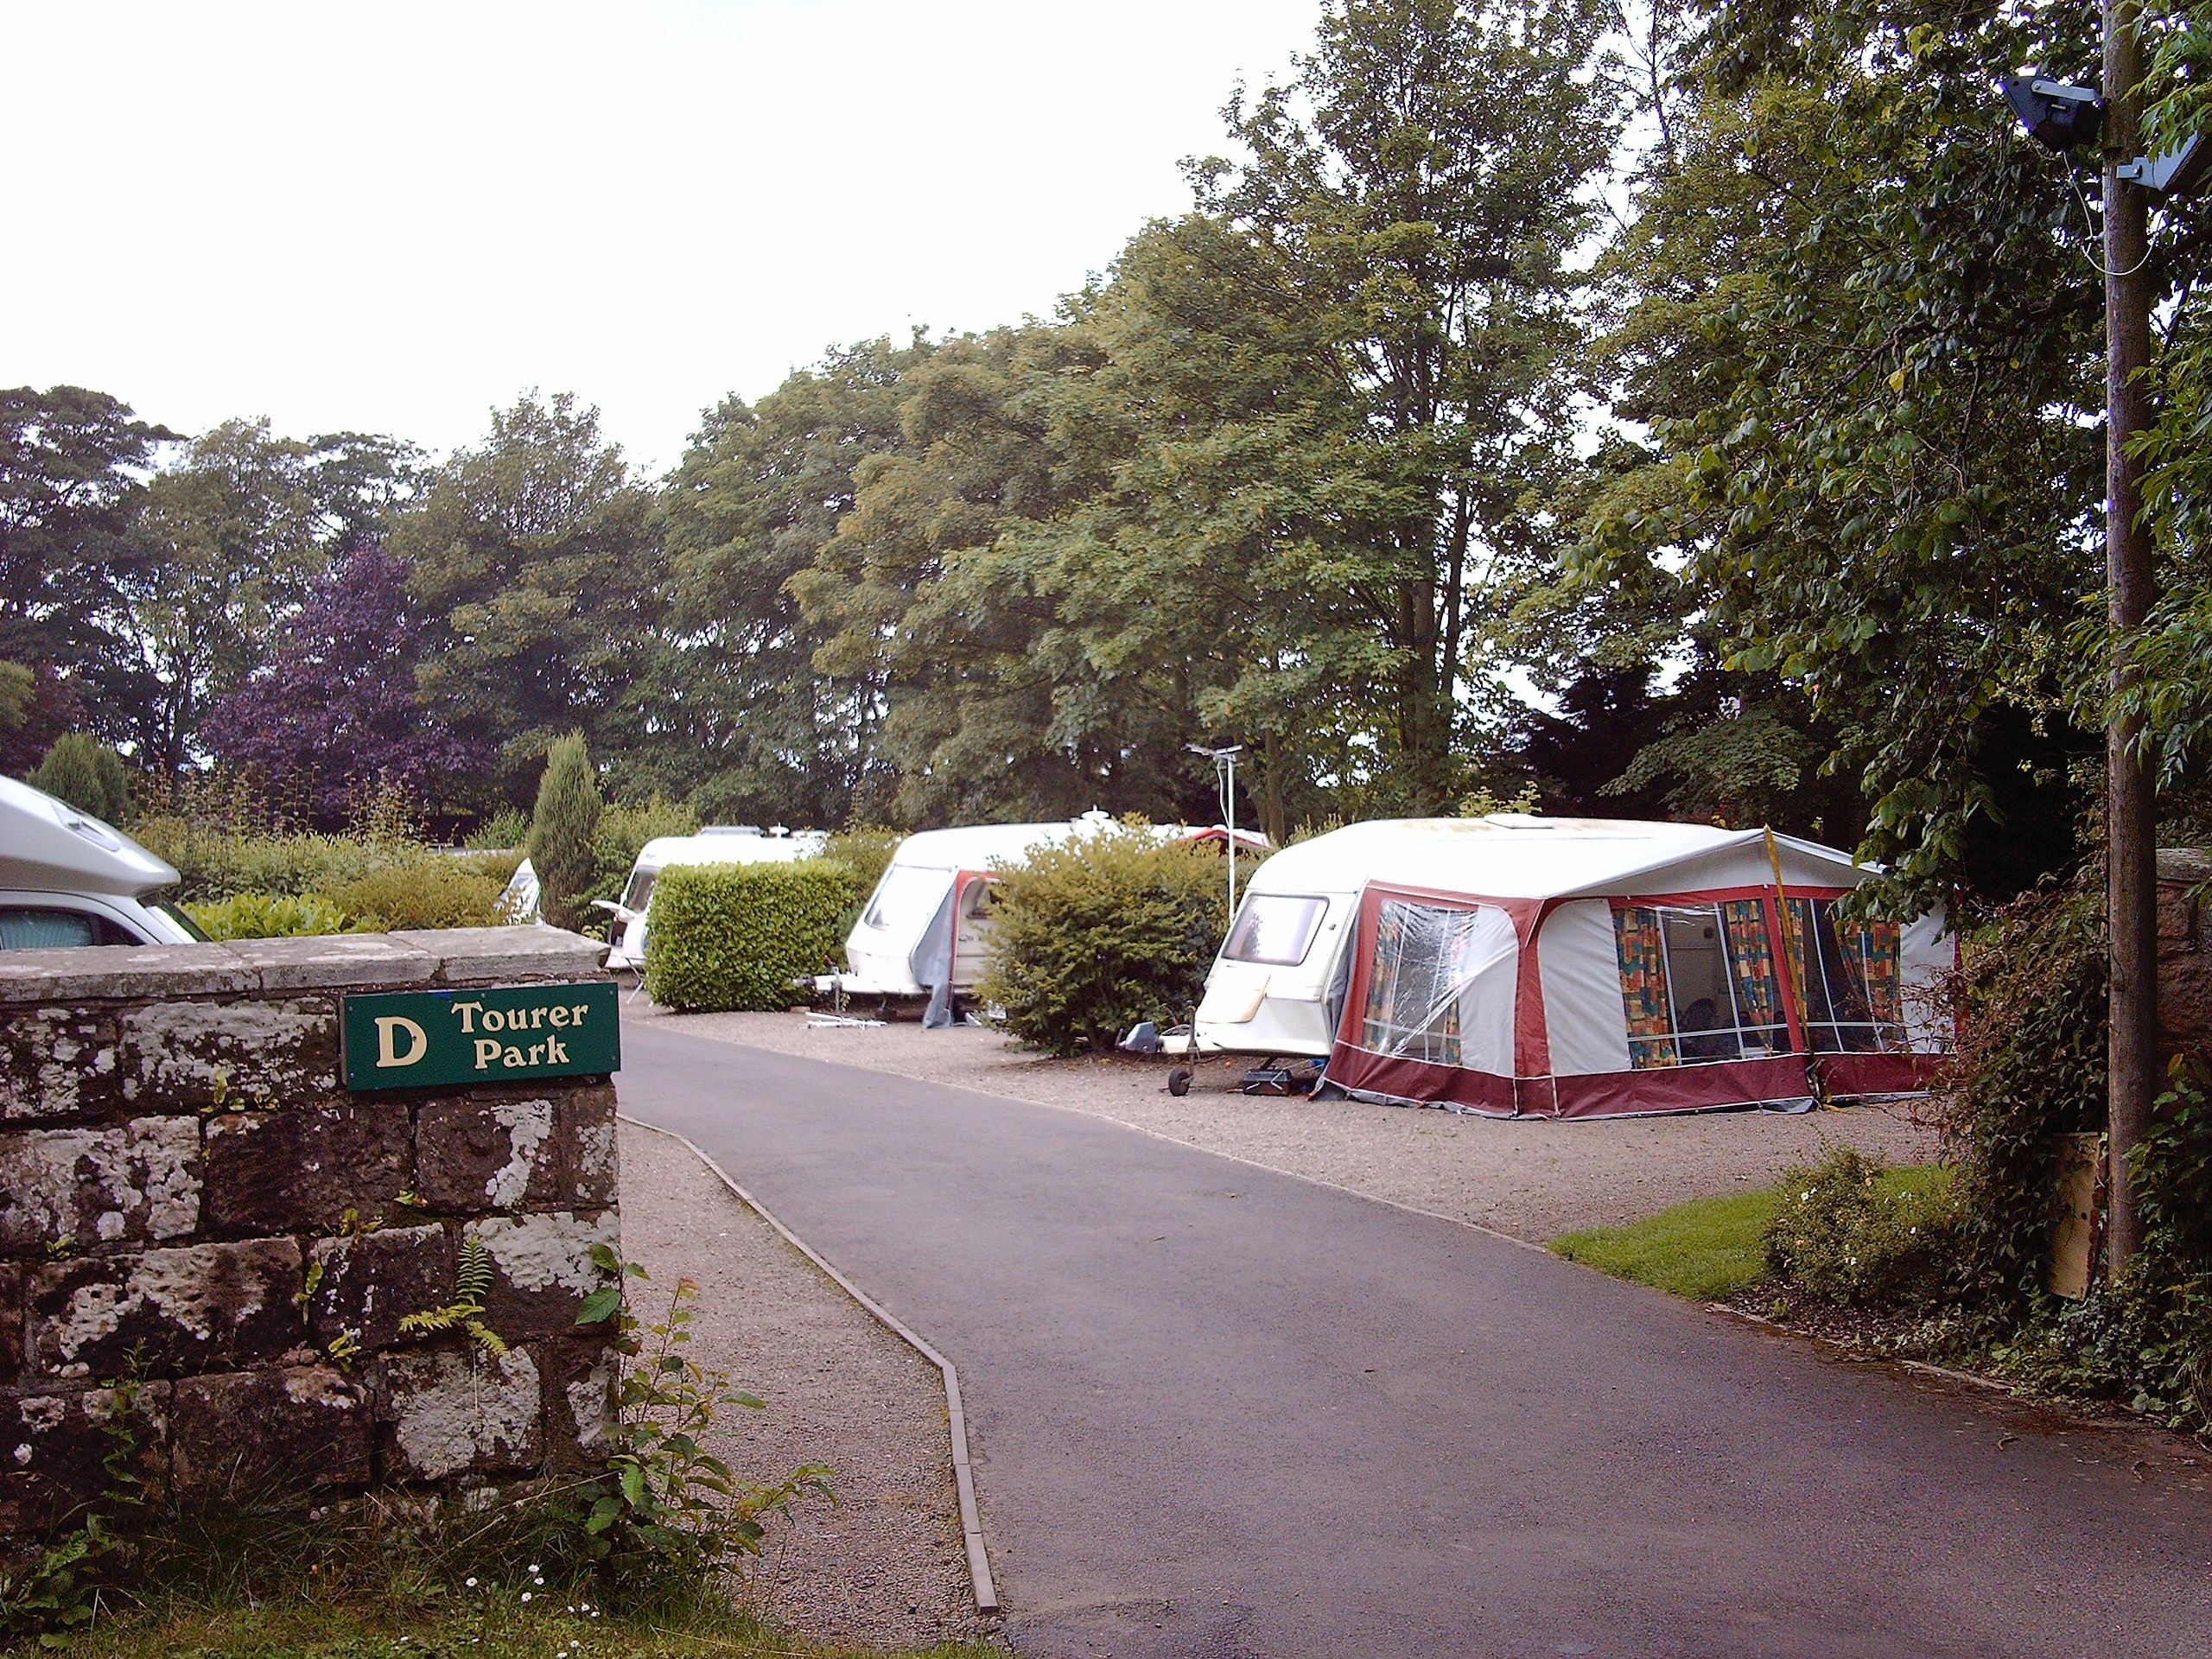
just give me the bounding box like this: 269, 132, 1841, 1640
527, 732, 602, 931
29, 731, 132, 824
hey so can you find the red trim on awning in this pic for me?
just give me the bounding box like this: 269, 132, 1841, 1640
1325, 1048, 1517, 1116
1613, 883, 1852, 906
1549, 1053, 1813, 1118
1815, 1051, 1940, 1097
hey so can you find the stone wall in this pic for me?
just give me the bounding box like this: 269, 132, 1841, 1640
0, 926, 621, 1535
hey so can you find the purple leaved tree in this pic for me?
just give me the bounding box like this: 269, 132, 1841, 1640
203, 545, 486, 824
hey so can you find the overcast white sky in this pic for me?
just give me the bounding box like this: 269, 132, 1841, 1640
4, 1, 1323, 473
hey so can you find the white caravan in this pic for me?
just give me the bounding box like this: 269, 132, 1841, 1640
827, 814, 1263, 1014
601, 826, 826, 971
0, 774, 201, 948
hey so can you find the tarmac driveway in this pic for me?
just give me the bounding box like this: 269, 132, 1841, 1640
620, 1022, 2212, 1659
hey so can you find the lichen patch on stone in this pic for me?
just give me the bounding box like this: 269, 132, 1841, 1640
484, 1099, 553, 1209
467, 1211, 619, 1295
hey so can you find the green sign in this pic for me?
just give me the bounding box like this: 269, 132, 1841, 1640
340, 981, 620, 1091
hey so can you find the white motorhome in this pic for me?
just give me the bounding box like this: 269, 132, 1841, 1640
600, 826, 826, 971
0, 774, 201, 948
827, 814, 1264, 1013
1190, 814, 1951, 1118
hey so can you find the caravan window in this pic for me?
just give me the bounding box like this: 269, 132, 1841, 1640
620, 868, 657, 912
862, 866, 954, 935
1224, 894, 1329, 966
1783, 899, 1908, 1052
1614, 901, 1791, 1068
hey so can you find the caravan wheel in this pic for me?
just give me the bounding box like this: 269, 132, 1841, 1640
1166, 1066, 1193, 1097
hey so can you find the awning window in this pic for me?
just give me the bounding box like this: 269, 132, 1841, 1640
1615, 900, 1792, 1068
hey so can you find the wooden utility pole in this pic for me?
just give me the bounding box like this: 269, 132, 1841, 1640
2104, 0, 2158, 1271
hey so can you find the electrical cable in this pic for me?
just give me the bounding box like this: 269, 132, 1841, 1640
2059, 157, 2159, 279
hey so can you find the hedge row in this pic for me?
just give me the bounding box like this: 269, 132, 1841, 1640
644, 858, 862, 1012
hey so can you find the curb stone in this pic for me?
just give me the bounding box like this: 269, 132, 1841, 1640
615, 1112, 1001, 1618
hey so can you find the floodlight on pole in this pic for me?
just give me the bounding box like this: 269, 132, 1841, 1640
1999, 53, 2204, 1271
1188, 743, 1244, 922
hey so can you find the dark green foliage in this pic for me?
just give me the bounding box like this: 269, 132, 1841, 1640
528, 733, 603, 932
978, 824, 1230, 1057
1763, 1147, 1959, 1308
397, 392, 658, 802
1604, 708, 1821, 830
29, 730, 133, 823
546, 1248, 831, 1604
1990, 1062, 2212, 1433
821, 826, 901, 903
643, 859, 861, 1013
1935, 875, 2109, 1321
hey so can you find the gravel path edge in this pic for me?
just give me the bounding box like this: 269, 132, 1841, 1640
615, 1111, 1003, 1617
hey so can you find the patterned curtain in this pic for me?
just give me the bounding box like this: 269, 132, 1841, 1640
1360, 903, 1408, 1047
1843, 919, 1904, 1027
1719, 899, 1783, 1043
1613, 906, 1677, 1067
1782, 897, 1821, 1026
1361, 901, 1470, 1064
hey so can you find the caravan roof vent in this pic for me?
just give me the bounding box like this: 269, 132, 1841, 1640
1077, 809, 1115, 826
700, 824, 764, 837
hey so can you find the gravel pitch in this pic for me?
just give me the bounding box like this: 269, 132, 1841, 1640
623, 1004, 1942, 1242
614, 1121, 988, 1651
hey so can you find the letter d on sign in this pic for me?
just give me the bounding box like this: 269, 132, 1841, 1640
375, 1016, 429, 1068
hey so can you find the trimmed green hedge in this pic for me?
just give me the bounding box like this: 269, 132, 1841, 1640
644, 859, 861, 1012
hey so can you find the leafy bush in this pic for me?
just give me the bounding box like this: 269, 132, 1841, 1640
822, 826, 902, 899
467, 806, 530, 850
29, 732, 134, 824
131, 817, 392, 901
327, 860, 508, 932
1986, 1058, 2212, 1432
550, 1249, 830, 1602
528, 734, 602, 932
978, 823, 1230, 1057
643, 859, 861, 1012
1764, 1147, 1959, 1307
588, 796, 701, 907
181, 893, 358, 939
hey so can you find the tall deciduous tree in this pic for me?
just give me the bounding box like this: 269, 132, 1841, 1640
97, 419, 418, 773
651, 340, 927, 827
1576, 0, 2108, 906
1170, 0, 1618, 814
397, 392, 659, 801
201, 545, 484, 823
0, 386, 174, 753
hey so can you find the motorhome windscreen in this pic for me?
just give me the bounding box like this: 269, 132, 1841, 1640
1614, 901, 1791, 1067
1224, 894, 1329, 966
862, 866, 955, 934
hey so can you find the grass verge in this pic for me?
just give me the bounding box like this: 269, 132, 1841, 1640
40, 1584, 996, 1658
1548, 1165, 1948, 1302
1550, 1187, 1783, 1300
